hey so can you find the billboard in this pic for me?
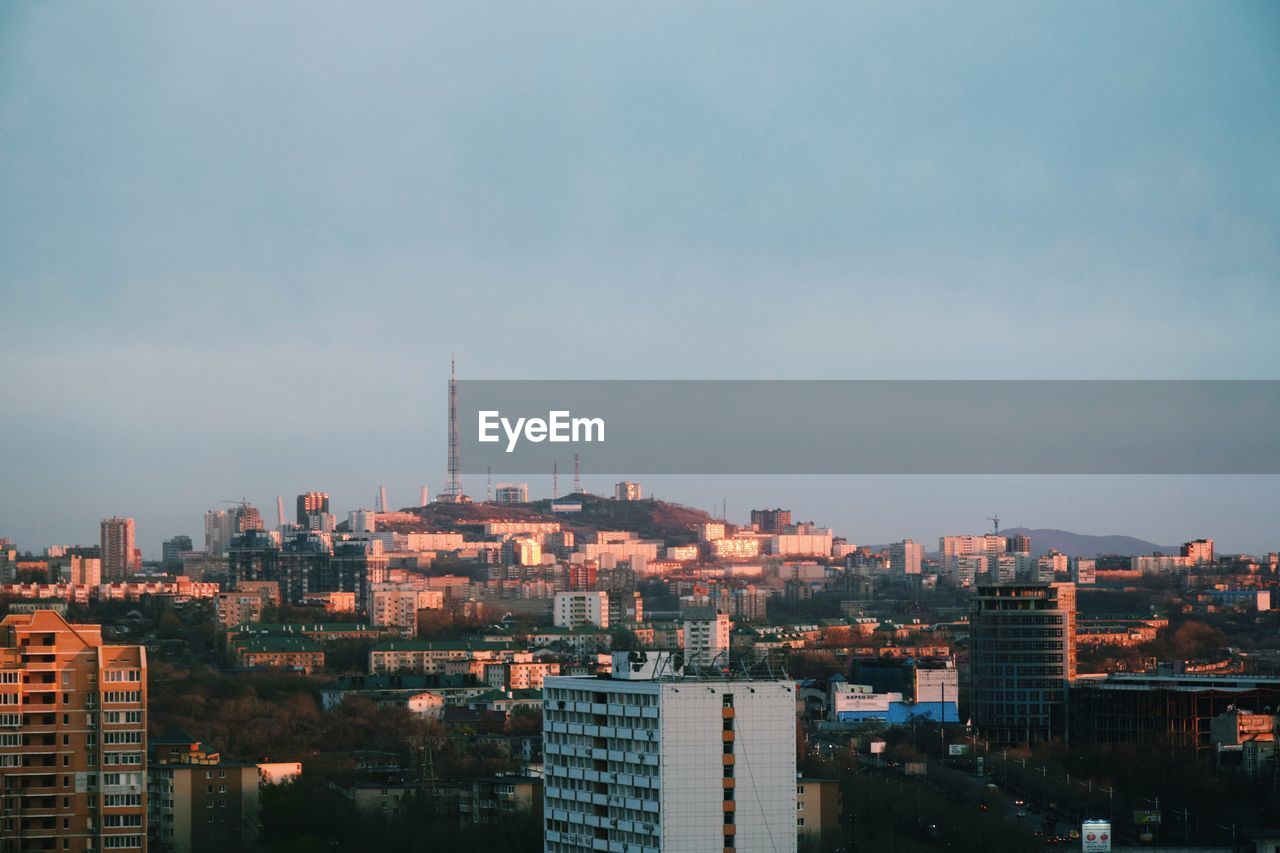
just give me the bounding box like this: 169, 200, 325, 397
1081, 820, 1111, 852
947, 744, 970, 756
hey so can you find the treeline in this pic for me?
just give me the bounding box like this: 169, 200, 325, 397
258, 780, 541, 852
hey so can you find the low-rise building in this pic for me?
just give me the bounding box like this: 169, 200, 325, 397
454, 773, 543, 825
149, 741, 261, 853
232, 636, 325, 674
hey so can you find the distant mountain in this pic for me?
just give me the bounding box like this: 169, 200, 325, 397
997, 527, 1181, 558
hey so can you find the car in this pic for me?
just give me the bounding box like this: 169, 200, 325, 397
978, 802, 989, 811
1014, 798, 1025, 806
1016, 811, 1028, 819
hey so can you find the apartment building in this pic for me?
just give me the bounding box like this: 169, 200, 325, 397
543, 653, 797, 853
369, 586, 445, 634
683, 611, 731, 671
0, 609, 148, 852
149, 738, 259, 853
554, 592, 610, 630
215, 592, 263, 631
230, 636, 325, 674
367, 640, 524, 676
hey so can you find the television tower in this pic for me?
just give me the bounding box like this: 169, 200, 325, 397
552, 461, 559, 499
573, 453, 581, 495
440, 357, 463, 502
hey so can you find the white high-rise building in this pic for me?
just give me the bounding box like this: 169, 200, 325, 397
683, 610, 731, 670
543, 655, 798, 853
939, 534, 1005, 584
554, 591, 610, 629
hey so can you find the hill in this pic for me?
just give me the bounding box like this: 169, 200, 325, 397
376, 494, 718, 546
998, 527, 1181, 558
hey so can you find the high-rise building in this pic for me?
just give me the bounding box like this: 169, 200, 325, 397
750, 508, 791, 534
939, 534, 1005, 585
101, 516, 139, 580
1181, 538, 1215, 564
553, 591, 609, 629
1006, 534, 1031, 555
161, 536, 193, 571
494, 483, 529, 505
1032, 551, 1067, 583
888, 539, 924, 576
543, 656, 798, 852
567, 561, 598, 592
324, 542, 389, 616
0, 609, 148, 851
683, 610, 731, 670
971, 583, 1076, 744
1070, 557, 1096, 585
231, 504, 264, 535
203, 510, 235, 556
296, 492, 330, 527
613, 481, 643, 501
606, 590, 644, 626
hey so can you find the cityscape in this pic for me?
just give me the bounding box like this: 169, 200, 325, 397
4, 3, 1278, 852
2, 364, 1278, 851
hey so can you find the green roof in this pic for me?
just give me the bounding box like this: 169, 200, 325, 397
237, 636, 322, 653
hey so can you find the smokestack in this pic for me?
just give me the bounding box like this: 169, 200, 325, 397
380, 485, 388, 514
420, 485, 429, 507
276, 497, 285, 531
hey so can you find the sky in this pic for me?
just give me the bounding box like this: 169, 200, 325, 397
1, 2, 1278, 557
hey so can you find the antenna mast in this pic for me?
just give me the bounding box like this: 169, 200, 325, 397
552, 461, 559, 499
442, 356, 463, 502
573, 453, 581, 495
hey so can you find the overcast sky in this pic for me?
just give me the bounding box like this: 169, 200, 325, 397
2, 2, 1277, 556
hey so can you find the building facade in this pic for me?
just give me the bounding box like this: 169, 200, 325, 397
101, 517, 139, 580
0, 609, 148, 852
553, 592, 610, 629
543, 660, 797, 853
970, 583, 1076, 744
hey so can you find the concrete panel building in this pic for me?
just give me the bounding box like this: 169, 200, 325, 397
543, 658, 797, 852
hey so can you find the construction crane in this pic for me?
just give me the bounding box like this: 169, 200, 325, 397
987, 514, 1001, 535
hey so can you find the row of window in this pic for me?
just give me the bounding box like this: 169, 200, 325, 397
103, 670, 142, 683
105, 711, 143, 724
103, 691, 142, 704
